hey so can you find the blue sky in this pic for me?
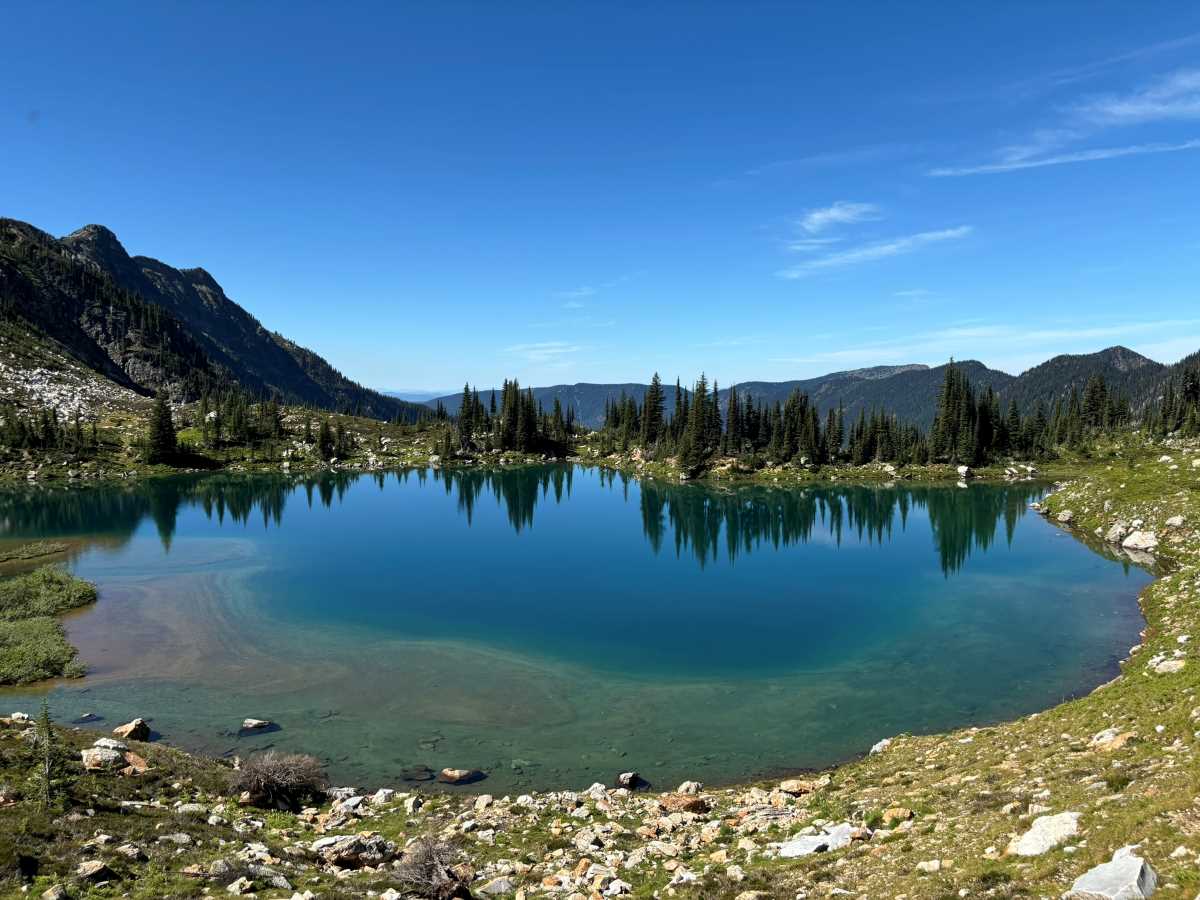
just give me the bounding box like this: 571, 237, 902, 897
5, 3, 1200, 392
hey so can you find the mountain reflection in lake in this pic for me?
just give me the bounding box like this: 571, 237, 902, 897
0, 466, 1150, 791
0, 466, 1071, 576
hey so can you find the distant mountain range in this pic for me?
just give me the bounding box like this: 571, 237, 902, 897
0, 218, 426, 420
428, 346, 1189, 430
1, 215, 1194, 431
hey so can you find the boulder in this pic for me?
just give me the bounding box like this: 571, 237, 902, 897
310, 831, 397, 868
241, 718, 272, 731
112, 718, 150, 741
779, 775, 830, 795
1089, 728, 1136, 753
660, 792, 711, 813
1057, 510, 1075, 524
1152, 659, 1185, 675
437, 767, 485, 785
1006, 811, 1080, 856
957, 465, 971, 478
1104, 522, 1128, 544
1165, 515, 1185, 528
676, 780, 703, 794
81, 747, 125, 771
1122, 531, 1158, 552
478, 877, 517, 895
76, 860, 117, 882
869, 737, 891, 754
778, 822, 856, 858
617, 771, 648, 790
92, 738, 127, 751
41, 886, 69, 900
1062, 845, 1157, 899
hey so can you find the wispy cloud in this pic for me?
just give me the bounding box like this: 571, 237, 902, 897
741, 143, 924, 178
893, 288, 931, 298
1075, 68, 1200, 125
787, 236, 844, 252
931, 138, 1200, 175
556, 285, 596, 303
503, 341, 581, 363
777, 226, 973, 279
799, 201, 881, 234
1000, 34, 1200, 98
933, 66, 1200, 176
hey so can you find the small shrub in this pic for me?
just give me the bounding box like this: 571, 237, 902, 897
0, 617, 86, 685
392, 838, 472, 899
233, 751, 327, 811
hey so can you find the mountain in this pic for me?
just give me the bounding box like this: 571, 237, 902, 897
999, 347, 1167, 413
0, 218, 426, 420
430, 362, 1015, 430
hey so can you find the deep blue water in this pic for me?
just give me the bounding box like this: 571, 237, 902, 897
0, 467, 1151, 791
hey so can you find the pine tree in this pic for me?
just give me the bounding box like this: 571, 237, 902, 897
317, 419, 335, 460
146, 394, 177, 463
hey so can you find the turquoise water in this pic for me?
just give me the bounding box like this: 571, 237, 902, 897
0, 467, 1150, 792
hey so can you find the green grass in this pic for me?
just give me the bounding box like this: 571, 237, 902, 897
0, 566, 97, 621
0, 566, 97, 685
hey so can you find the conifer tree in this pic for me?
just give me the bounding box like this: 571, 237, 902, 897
146, 394, 177, 463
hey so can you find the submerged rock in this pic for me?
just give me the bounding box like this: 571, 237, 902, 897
437, 767, 485, 785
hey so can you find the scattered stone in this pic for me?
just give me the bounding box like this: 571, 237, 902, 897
676, 780, 703, 794
1165, 515, 1185, 528
869, 737, 891, 754
661, 792, 711, 813
779, 775, 829, 795
1057, 510, 1075, 524
41, 886, 69, 900
617, 771, 648, 790
1006, 811, 1080, 856
1063, 845, 1157, 899
226, 876, 254, 895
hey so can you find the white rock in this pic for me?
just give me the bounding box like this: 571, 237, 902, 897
1057, 510, 1075, 524
1006, 812, 1080, 856
1062, 845, 1157, 899
1152, 659, 1185, 675
778, 822, 855, 858
869, 738, 891, 755
1165, 515, 1185, 528
1122, 531, 1158, 552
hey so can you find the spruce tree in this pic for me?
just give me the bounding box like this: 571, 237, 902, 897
146, 394, 177, 463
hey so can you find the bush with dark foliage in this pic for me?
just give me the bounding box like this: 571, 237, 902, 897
233, 751, 327, 811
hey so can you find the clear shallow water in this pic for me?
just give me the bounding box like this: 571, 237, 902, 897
0, 467, 1151, 792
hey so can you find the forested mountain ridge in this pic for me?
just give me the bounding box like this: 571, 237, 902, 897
431, 349, 1195, 431
0, 217, 425, 420
998, 346, 1166, 414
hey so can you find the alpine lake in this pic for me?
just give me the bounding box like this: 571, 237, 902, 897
0, 465, 1152, 794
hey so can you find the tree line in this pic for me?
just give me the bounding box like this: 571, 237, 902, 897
584, 362, 1145, 473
